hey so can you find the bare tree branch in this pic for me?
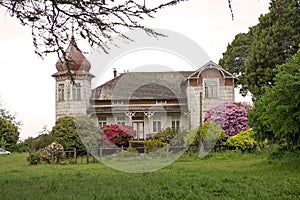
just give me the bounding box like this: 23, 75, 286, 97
0, 0, 187, 60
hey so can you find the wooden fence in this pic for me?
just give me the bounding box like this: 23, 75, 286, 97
29, 145, 186, 165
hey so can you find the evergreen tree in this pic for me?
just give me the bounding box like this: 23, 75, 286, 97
219, 32, 252, 96
220, 0, 300, 99
51, 116, 99, 151
249, 47, 300, 149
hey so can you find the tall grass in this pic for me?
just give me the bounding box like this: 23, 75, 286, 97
0, 151, 299, 200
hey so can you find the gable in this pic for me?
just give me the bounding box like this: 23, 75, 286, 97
187, 61, 235, 87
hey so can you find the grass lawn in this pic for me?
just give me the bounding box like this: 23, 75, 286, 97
0, 150, 299, 200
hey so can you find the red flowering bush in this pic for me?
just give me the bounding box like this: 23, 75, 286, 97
204, 102, 252, 137
100, 124, 135, 148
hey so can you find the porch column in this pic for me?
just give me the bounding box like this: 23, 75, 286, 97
184, 111, 191, 129
144, 111, 154, 137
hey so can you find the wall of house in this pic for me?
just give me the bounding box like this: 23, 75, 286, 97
55, 76, 92, 119
186, 86, 201, 129
187, 68, 235, 129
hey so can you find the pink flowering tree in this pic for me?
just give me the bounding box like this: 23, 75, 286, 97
100, 124, 135, 148
204, 102, 252, 137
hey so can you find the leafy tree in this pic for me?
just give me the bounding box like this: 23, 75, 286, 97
204, 102, 252, 137
0, 117, 19, 149
220, 0, 300, 98
0, 103, 22, 129
51, 116, 89, 151
248, 47, 300, 149
0, 102, 21, 150
0, 0, 187, 59
219, 32, 253, 96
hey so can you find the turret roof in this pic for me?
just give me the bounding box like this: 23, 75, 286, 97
53, 37, 91, 76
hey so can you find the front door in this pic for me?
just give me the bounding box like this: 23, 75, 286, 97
133, 122, 144, 140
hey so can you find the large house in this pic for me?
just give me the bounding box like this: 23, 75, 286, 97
52, 38, 235, 140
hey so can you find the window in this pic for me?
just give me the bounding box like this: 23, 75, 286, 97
58, 84, 64, 101
112, 100, 123, 105
153, 116, 162, 133
98, 116, 107, 128
72, 83, 81, 101
156, 100, 167, 104
171, 116, 180, 129
116, 116, 125, 125
204, 79, 219, 99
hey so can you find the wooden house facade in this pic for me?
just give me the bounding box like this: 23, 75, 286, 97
52, 39, 235, 140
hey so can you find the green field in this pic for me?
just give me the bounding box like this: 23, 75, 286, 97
0, 151, 299, 200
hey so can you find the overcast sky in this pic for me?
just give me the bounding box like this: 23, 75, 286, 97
0, 0, 271, 140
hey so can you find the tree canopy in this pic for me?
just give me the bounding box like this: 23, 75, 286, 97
219, 32, 253, 96
0, 117, 19, 148
248, 46, 300, 149
0, 103, 21, 148
51, 115, 99, 151
51, 116, 85, 150
220, 0, 300, 99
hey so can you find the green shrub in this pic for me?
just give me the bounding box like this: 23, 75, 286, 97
184, 122, 225, 153
28, 152, 42, 165
144, 140, 167, 153
226, 128, 258, 152
184, 128, 199, 147
153, 128, 177, 143
8, 140, 29, 153
50, 116, 86, 150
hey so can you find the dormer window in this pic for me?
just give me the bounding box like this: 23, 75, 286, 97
204, 78, 219, 99
156, 100, 167, 104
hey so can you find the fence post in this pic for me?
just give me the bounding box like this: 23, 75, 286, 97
28, 150, 32, 165
99, 147, 102, 160
86, 148, 89, 164
121, 146, 124, 161
74, 148, 77, 164
167, 144, 169, 159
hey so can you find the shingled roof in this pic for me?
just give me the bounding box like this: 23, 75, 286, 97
92, 71, 193, 101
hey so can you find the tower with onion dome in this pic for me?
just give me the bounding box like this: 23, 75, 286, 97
52, 37, 94, 120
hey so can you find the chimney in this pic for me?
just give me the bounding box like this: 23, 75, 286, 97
113, 68, 117, 78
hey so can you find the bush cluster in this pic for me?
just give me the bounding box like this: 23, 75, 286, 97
225, 128, 258, 152
28, 142, 65, 165
152, 128, 177, 143
204, 102, 252, 137
100, 124, 135, 148
144, 139, 167, 153
184, 121, 225, 153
